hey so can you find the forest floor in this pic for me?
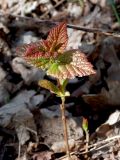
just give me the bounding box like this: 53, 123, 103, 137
0, 0, 120, 159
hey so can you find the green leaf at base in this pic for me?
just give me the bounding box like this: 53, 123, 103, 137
38, 80, 60, 94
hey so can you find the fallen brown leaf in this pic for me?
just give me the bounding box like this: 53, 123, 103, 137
82, 80, 120, 110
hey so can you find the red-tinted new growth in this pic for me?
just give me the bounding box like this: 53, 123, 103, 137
82, 117, 88, 132
17, 22, 96, 79
17, 22, 95, 160
47, 22, 68, 53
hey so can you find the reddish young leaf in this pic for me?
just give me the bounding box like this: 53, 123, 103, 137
16, 41, 51, 69
47, 22, 68, 53
16, 41, 44, 57
16, 22, 96, 80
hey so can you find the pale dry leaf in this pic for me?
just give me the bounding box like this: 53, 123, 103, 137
32, 151, 53, 160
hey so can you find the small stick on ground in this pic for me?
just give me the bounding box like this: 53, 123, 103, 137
1, 11, 120, 38
58, 135, 120, 160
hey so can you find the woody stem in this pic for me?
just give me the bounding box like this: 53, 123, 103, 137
60, 97, 71, 160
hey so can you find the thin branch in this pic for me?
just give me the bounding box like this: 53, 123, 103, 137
67, 24, 120, 37
0, 11, 120, 38
57, 134, 120, 160
77, 134, 120, 155
93, 140, 114, 151
86, 134, 120, 149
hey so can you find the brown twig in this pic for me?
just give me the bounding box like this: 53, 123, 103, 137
57, 134, 120, 160
0, 11, 120, 38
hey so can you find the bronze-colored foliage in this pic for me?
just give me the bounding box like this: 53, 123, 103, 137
47, 50, 96, 79
17, 22, 95, 79
47, 22, 68, 53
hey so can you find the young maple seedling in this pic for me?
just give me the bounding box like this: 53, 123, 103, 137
17, 22, 96, 160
